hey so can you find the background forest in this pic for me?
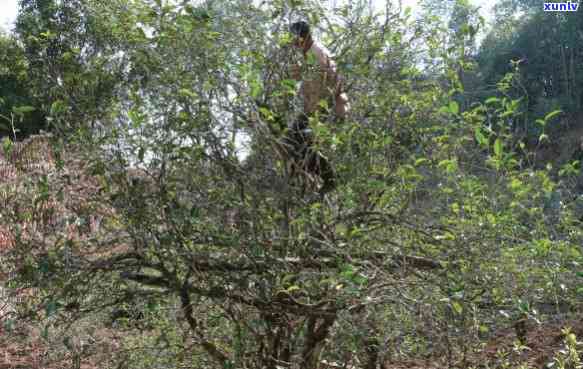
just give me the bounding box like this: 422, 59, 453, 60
1, 0, 583, 368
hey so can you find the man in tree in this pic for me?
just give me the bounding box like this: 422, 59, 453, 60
286, 20, 350, 194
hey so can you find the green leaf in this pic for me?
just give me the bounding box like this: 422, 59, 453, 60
61, 51, 73, 61
12, 105, 36, 115
438, 159, 457, 174
340, 263, 356, 278
280, 79, 297, 92
435, 232, 456, 240
494, 138, 503, 157
258, 107, 274, 121
451, 301, 463, 314
286, 285, 301, 292
190, 206, 199, 219
282, 274, 297, 284
353, 275, 368, 285
438, 106, 450, 115
50, 100, 66, 115
509, 178, 522, 191
474, 128, 487, 146
449, 101, 459, 115
2, 137, 13, 156
128, 109, 144, 127
178, 89, 198, 99
306, 52, 317, 65
250, 80, 262, 99
499, 110, 514, 119
485, 97, 499, 105
509, 98, 522, 111
544, 109, 562, 123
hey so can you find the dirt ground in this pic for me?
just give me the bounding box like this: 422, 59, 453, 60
0, 320, 122, 369
380, 317, 583, 369
0, 316, 581, 369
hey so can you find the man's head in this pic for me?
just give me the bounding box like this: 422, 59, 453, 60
290, 21, 311, 48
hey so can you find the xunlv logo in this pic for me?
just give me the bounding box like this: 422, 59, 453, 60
544, 2, 579, 11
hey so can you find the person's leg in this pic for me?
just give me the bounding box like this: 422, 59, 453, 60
295, 112, 336, 193
317, 154, 336, 194
305, 149, 335, 194
311, 111, 337, 194
285, 113, 336, 193
281, 114, 309, 184
281, 115, 306, 159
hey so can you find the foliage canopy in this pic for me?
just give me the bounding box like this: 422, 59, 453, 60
0, 1, 582, 368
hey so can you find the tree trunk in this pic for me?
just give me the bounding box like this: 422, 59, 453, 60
364, 336, 380, 369
302, 316, 336, 369
561, 44, 569, 99
570, 46, 578, 110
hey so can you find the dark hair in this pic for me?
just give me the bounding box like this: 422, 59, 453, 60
290, 21, 310, 38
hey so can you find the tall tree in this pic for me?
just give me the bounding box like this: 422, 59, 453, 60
15, 0, 129, 134
0, 30, 45, 138
478, 1, 583, 123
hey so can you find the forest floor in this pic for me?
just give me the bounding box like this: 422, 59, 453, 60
0, 314, 581, 368
383, 317, 583, 369
0, 318, 121, 369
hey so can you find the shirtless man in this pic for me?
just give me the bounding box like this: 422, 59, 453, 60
287, 20, 350, 194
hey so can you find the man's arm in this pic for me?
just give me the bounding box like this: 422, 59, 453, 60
309, 42, 350, 119
335, 91, 350, 119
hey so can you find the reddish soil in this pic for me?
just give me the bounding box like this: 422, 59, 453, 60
0, 317, 579, 368
380, 318, 583, 369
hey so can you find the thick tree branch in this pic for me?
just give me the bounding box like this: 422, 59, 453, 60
179, 278, 230, 366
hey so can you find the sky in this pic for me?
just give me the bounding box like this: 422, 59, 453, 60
0, 0, 18, 31
0, 0, 495, 32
